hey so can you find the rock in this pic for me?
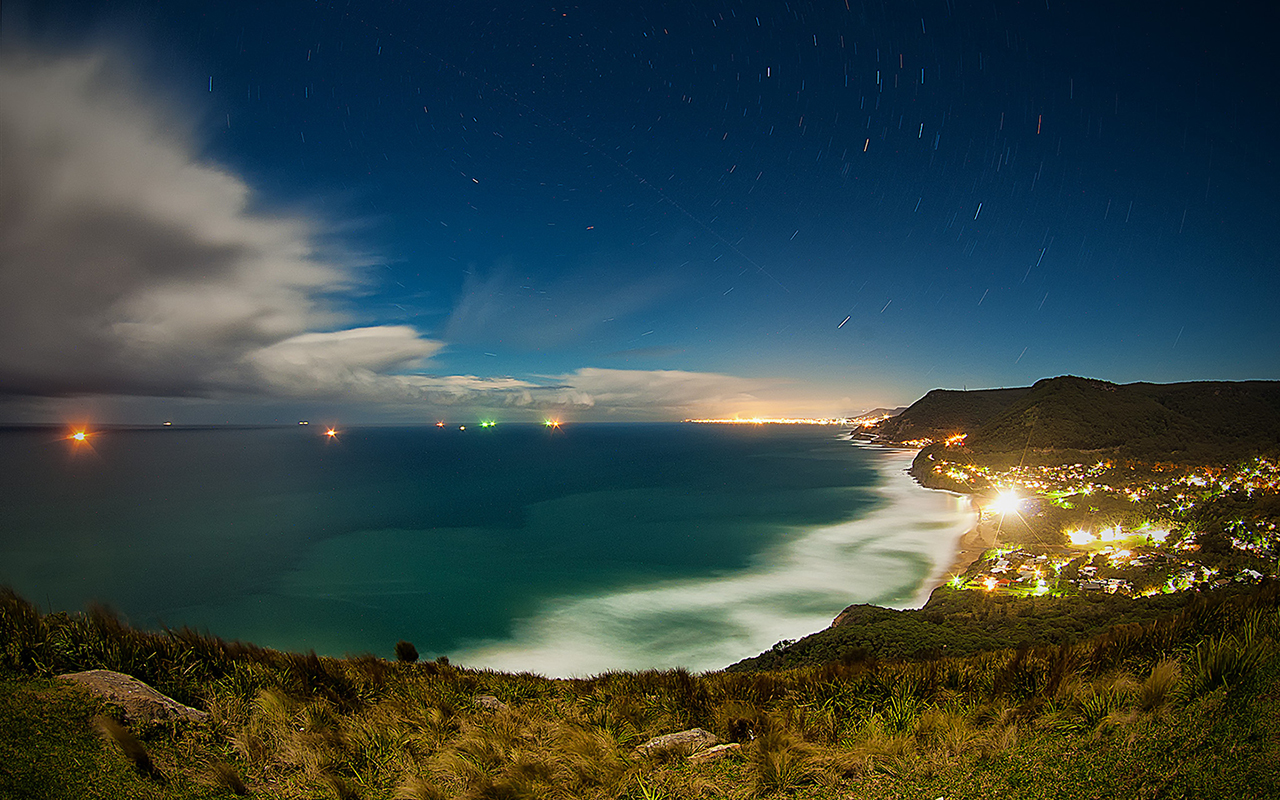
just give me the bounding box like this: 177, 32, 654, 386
474, 694, 509, 711
636, 727, 719, 757
60, 669, 208, 725
687, 742, 741, 763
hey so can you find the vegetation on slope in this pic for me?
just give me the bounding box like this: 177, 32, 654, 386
4, 584, 1280, 799
728, 587, 1201, 671
889, 376, 1280, 468
960, 376, 1280, 464
872, 386, 1029, 445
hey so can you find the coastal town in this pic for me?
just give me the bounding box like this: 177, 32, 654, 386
688, 405, 1280, 602
917, 445, 1279, 600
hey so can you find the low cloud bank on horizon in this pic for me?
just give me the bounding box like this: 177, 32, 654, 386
0, 48, 786, 421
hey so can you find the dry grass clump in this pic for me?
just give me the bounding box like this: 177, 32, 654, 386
5, 584, 1280, 798
95, 714, 166, 783
1138, 659, 1181, 712
751, 725, 820, 794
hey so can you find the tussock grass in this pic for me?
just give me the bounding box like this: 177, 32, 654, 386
3, 583, 1280, 798
1139, 659, 1181, 712
95, 714, 165, 783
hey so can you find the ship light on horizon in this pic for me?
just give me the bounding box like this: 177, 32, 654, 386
65, 428, 97, 453
325, 428, 338, 438
544, 419, 562, 428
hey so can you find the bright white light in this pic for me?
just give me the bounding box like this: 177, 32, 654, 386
987, 490, 1022, 516
1099, 525, 1123, 541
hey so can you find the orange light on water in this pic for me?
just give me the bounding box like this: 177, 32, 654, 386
325, 428, 337, 438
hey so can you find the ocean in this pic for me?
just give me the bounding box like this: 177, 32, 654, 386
0, 423, 972, 676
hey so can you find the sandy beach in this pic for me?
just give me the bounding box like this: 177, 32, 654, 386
935, 507, 994, 586
893, 451, 991, 600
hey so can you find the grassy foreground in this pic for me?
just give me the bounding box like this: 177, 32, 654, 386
3, 586, 1280, 799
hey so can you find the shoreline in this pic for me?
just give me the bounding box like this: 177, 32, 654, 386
459, 441, 976, 676
853, 440, 985, 606
929, 507, 990, 591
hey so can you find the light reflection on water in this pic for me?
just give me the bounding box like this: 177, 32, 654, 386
455, 448, 973, 676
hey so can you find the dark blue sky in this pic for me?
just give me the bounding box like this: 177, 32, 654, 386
1, 1, 1276, 422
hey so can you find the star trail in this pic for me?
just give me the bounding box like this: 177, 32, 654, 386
0, 0, 1275, 422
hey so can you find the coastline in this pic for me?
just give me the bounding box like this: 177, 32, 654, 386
852, 440, 984, 606
929, 505, 990, 591
458, 442, 976, 676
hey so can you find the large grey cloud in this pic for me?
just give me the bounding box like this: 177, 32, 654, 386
0, 49, 443, 399
0, 49, 791, 420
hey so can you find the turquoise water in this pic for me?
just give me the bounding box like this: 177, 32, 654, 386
0, 423, 972, 674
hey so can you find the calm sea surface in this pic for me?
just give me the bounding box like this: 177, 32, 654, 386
0, 423, 971, 675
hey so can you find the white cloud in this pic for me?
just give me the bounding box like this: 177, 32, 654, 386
364, 367, 772, 418
553, 368, 767, 415
445, 264, 682, 349
0, 49, 794, 421
244, 326, 445, 399
0, 49, 442, 400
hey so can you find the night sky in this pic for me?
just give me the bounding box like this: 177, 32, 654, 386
1, 1, 1276, 423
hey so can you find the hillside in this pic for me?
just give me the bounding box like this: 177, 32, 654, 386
728, 586, 1201, 671
4, 585, 1280, 799
957, 376, 1280, 464
866, 376, 1280, 470
869, 386, 1029, 444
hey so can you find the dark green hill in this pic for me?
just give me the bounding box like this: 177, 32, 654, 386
873, 386, 1029, 443
963, 376, 1280, 464
879, 376, 1280, 467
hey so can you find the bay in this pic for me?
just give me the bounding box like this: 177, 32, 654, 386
0, 423, 971, 675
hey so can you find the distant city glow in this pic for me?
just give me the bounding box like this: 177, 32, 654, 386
685, 417, 848, 425
850, 413, 896, 428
